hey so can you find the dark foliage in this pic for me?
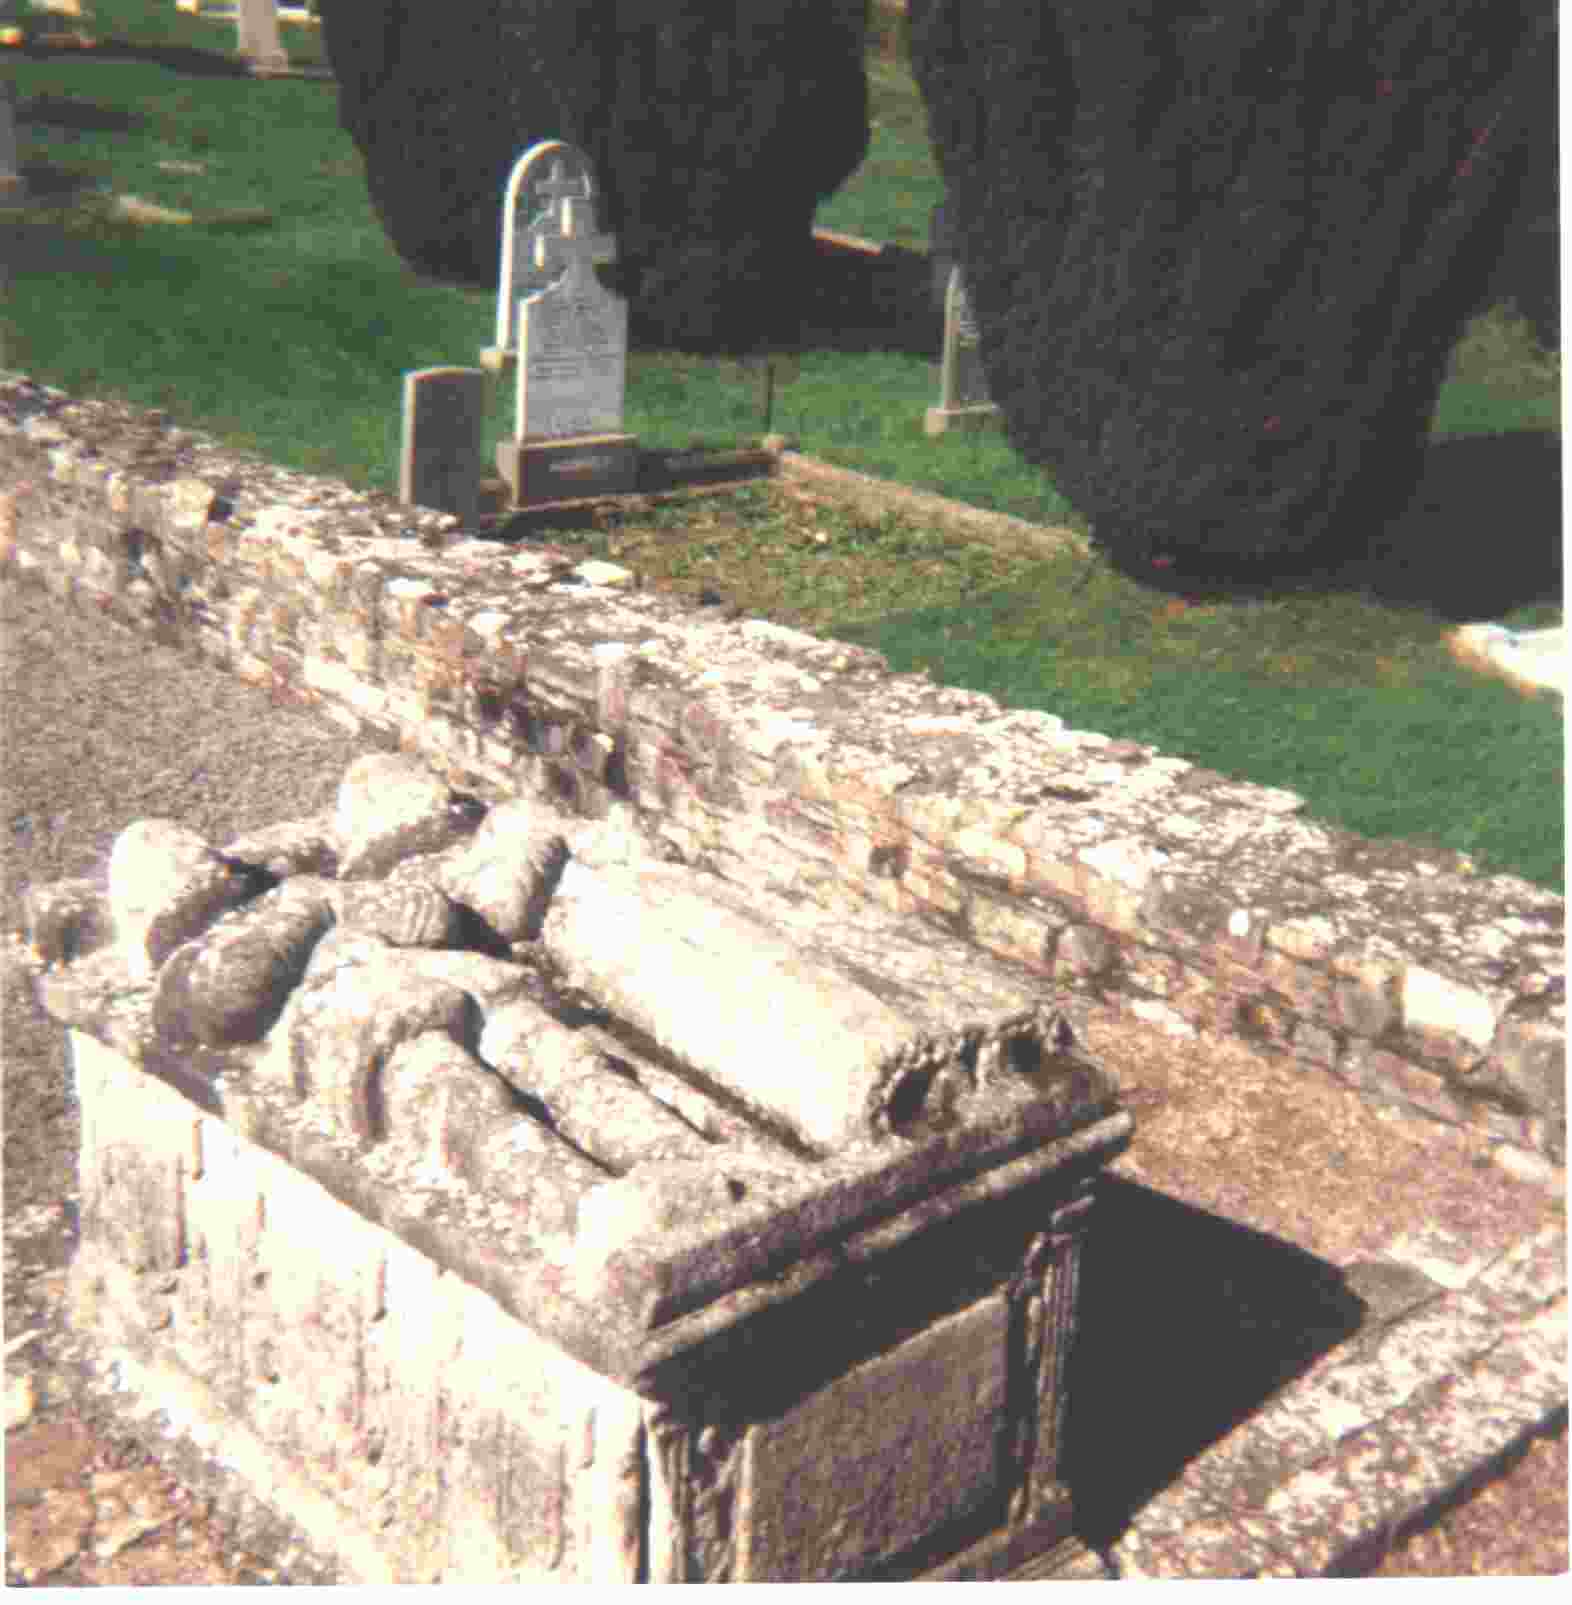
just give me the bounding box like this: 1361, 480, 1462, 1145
317, 1, 870, 353
908, 1, 1554, 581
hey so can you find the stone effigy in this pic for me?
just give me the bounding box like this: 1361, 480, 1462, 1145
32, 752, 1132, 1582
907, 0, 1553, 577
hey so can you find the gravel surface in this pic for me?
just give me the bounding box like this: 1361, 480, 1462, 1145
2, 577, 372, 1582
2, 575, 1564, 1581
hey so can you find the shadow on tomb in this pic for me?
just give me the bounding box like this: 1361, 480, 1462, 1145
316, 0, 870, 354
1090, 429, 1562, 618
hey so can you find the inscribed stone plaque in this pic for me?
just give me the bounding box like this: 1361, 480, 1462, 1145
515, 196, 627, 442
492, 140, 617, 365
399, 366, 484, 522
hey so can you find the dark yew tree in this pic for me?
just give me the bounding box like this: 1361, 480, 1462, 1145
318, 1, 870, 351
908, 1, 1553, 580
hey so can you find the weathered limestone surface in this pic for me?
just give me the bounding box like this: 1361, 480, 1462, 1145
70, 1031, 663, 1584
735, 1292, 1011, 1579
35, 748, 1130, 1581
0, 375, 1562, 1162
541, 854, 1081, 1150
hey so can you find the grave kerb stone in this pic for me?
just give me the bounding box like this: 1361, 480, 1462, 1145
399, 366, 485, 524
925, 264, 1002, 437
483, 140, 618, 375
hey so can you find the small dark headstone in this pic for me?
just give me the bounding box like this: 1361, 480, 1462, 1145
400, 367, 485, 522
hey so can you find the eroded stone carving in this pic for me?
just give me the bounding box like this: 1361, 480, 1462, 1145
35, 748, 1131, 1582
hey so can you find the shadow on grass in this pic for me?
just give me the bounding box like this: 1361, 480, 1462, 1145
797, 239, 943, 362
1354, 430, 1562, 622
13, 91, 147, 135
1092, 430, 1562, 624
13, 37, 252, 78
620, 237, 944, 363
1063, 1177, 1368, 1552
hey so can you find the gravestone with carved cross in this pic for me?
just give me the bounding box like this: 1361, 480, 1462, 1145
494, 182, 639, 510
483, 140, 618, 374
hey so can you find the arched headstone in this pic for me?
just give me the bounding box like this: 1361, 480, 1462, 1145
483, 140, 618, 372
482, 144, 638, 509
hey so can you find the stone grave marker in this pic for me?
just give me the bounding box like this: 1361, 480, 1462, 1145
39, 754, 1131, 1581
482, 140, 617, 374
725, 347, 803, 437
494, 174, 637, 508
236, 0, 290, 73
175, 1, 290, 72
399, 366, 485, 523
1, 77, 24, 205
925, 263, 1001, 436
2, 75, 31, 306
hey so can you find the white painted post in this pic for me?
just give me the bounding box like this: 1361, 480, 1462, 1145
235, 0, 289, 74
175, 0, 293, 74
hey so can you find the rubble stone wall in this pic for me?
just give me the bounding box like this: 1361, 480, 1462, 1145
1, 374, 1563, 1160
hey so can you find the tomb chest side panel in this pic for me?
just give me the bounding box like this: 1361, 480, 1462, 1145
69, 1031, 645, 1583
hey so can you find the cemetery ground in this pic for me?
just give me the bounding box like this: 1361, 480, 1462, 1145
2, 1, 1566, 1580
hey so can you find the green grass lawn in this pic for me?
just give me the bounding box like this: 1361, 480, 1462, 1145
3, 1, 1563, 892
